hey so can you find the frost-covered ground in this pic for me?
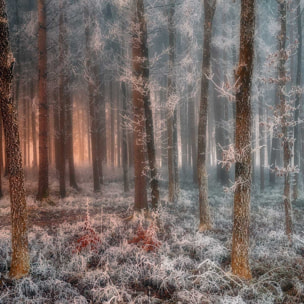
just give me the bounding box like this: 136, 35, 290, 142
0, 169, 304, 303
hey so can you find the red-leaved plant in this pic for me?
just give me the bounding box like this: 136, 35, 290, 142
128, 223, 161, 252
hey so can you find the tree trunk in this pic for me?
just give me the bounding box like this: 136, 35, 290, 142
293, 0, 301, 201
139, 9, 159, 209
0, 114, 3, 198
167, 1, 179, 202
84, 8, 101, 192
278, 1, 293, 239
259, 95, 265, 193
30, 81, 37, 168
37, 0, 49, 200
122, 81, 129, 192
58, 0, 66, 198
132, 0, 148, 211
0, 0, 30, 278
197, 0, 216, 232
231, 0, 255, 280
66, 94, 79, 190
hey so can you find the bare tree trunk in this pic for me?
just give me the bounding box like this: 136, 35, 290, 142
122, 81, 129, 192
31, 85, 37, 168
231, 0, 255, 280
197, 0, 216, 232
139, 12, 160, 209
110, 81, 115, 169
259, 96, 265, 193
293, 0, 301, 201
188, 88, 197, 183
84, 8, 101, 192
58, 0, 66, 198
37, 0, 49, 200
0, 0, 30, 278
167, 1, 179, 202
132, 0, 148, 211
277, 1, 293, 239
0, 114, 3, 198
66, 94, 79, 190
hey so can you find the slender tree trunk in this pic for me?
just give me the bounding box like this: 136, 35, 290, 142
293, 0, 301, 201
84, 8, 101, 192
58, 0, 66, 198
0, 113, 2, 198
259, 96, 265, 193
197, 0, 216, 232
122, 81, 129, 192
110, 82, 115, 169
139, 14, 160, 209
37, 0, 49, 200
132, 0, 148, 211
66, 94, 79, 190
188, 87, 198, 183
0, 0, 30, 278
167, 1, 179, 202
277, 1, 293, 239
231, 0, 255, 280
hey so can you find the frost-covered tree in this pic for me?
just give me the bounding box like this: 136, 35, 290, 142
231, 0, 255, 280
197, 0, 216, 232
37, 0, 49, 200
0, 0, 30, 278
131, 0, 148, 211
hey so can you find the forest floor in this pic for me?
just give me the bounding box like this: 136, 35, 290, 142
0, 170, 304, 304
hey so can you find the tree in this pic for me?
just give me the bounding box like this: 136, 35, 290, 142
131, 0, 148, 211
0, 0, 30, 278
231, 0, 255, 280
84, 7, 101, 192
167, 0, 179, 202
293, 0, 302, 201
58, 0, 67, 198
197, 0, 216, 232
277, 0, 292, 239
140, 6, 159, 209
37, 0, 49, 200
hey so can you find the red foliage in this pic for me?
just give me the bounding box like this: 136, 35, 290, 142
73, 221, 101, 253
128, 224, 161, 252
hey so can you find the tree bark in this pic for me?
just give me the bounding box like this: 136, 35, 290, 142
30, 80, 37, 169
132, 0, 148, 211
293, 0, 301, 201
121, 81, 129, 192
139, 7, 159, 209
277, 1, 293, 239
0, 0, 30, 278
231, 0, 255, 280
58, 0, 66, 198
66, 93, 79, 190
84, 7, 101, 192
37, 0, 49, 200
197, 0, 216, 232
167, 1, 179, 202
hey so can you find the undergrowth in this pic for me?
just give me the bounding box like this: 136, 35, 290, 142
0, 181, 303, 303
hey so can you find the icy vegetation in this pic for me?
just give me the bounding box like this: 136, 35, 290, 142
0, 172, 304, 303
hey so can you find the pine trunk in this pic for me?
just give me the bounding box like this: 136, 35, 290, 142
132, 0, 148, 211
293, 0, 301, 201
231, 0, 255, 280
197, 0, 216, 232
0, 0, 30, 278
58, 0, 66, 198
37, 0, 49, 200
278, 1, 293, 239
66, 94, 79, 190
167, 1, 178, 202
122, 81, 129, 192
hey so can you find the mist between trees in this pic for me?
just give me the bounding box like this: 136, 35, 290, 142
0, 0, 304, 302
